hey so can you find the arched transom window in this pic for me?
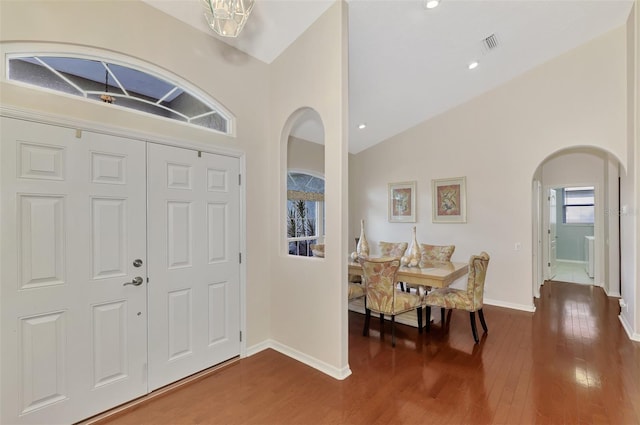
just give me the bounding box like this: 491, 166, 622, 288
6, 54, 232, 134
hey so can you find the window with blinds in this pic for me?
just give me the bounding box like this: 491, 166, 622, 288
563, 187, 595, 224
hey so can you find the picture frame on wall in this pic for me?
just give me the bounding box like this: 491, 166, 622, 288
388, 181, 416, 223
432, 177, 467, 223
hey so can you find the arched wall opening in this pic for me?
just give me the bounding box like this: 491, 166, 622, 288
279, 107, 326, 257
531, 145, 623, 300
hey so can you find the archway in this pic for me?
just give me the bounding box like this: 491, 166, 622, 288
280, 107, 325, 256
532, 146, 622, 299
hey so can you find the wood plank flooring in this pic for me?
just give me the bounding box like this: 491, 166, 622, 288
96, 281, 640, 424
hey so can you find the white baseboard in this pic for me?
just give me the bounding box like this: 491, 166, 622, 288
483, 298, 536, 313
245, 340, 271, 357
245, 339, 352, 381
604, 286, 621, 298
618, 313, 640, 342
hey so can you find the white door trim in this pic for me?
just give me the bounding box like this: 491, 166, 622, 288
0, 105, 248, 359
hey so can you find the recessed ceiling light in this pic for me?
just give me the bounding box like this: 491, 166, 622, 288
358, 123, 367, 129
425, 0, 440, 9
468, 61, 479, 70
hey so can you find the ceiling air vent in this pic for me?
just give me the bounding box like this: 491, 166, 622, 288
482, 34, 499, 52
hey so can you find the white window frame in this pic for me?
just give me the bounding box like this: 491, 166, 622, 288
287, 171, 325, 257
2, 47, 235, 136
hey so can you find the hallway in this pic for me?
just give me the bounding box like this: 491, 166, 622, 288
554, 260, 595, 285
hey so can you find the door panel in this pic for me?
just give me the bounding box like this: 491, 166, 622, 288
1, 118, 147, 424
147, 144, 240, 391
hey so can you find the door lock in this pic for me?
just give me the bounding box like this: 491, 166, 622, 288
123, 276, 144, 287
133, 259, 143, 267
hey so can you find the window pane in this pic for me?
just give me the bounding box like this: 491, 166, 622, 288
8, 58, 81, 95
191, 112, 228, 132
286, 172, 324, 257
565, 206, 594, 224
564, 187, 594, 205
7, 55, 231, 134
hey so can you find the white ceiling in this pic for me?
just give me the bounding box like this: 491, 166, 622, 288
143, 0, 634, 154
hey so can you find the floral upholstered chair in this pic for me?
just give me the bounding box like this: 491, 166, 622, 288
378, 241, 408, 259
310, 244, 325, 257
419, 244, 456, 264
359, 257, 424, 347
378, 241, 408, 291
403, 244, 456, 294
424, 252, 490, 343
348, 282, 365, 300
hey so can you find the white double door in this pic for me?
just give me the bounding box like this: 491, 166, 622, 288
1, 117, 240, 424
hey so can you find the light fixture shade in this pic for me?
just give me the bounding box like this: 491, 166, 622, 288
203, 0, 255, 38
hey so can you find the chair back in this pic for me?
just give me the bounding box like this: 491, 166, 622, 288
310, 244, 325, 257
466, 252, 490, 309
359, 257, 401, 315
378, 241, 408, 259
420, 244, 455, 263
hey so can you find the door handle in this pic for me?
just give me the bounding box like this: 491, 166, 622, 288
123, 276, 144, 287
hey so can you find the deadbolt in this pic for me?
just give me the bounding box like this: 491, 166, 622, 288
133, 259, 143, 267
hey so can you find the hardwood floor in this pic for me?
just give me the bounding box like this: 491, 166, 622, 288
97, 281, 640, 424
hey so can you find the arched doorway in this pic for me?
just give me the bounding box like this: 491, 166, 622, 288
532, 147, 622, 298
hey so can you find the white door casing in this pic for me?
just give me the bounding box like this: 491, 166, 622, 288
548, 188, 558, 280
147, 143, 241, 391
0, 117, 147, 424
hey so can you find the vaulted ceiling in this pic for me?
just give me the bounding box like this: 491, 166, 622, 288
143, 0, 634, 153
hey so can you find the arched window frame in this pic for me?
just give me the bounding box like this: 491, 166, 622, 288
3, 48, 235, 136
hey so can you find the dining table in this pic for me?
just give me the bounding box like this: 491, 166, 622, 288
348, 259, 468, 290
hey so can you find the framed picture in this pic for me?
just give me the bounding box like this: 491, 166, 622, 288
388, 181, 416, 222
432, 177, 467, 223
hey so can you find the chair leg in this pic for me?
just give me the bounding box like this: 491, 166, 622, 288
441, 308, 445, 326
380, 313, 384, 334
363, 308, 371, 336
478, 308, 488, 333
391, 315, 396, 347
399, 282, 405, 292
425, 306, 431, 332
470, 311, 479, 344
417, 307, 423, 334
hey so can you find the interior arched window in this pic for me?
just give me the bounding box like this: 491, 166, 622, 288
287, 171, 325, 256
6, 54, 233, 134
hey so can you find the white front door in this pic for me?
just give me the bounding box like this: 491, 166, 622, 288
146, 143, 241, 391
548, 188, 558, 280
1, 118, 148, 424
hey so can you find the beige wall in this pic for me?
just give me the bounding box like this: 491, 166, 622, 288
0, 0, 352, 379
350, 25, 629, 312
620, 1, 639, 339
0, 0, 273, 347
288, 136, 325, 175
268, 2, 350, 375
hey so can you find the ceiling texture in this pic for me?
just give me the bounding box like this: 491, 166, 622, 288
143, 0, 634, 154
